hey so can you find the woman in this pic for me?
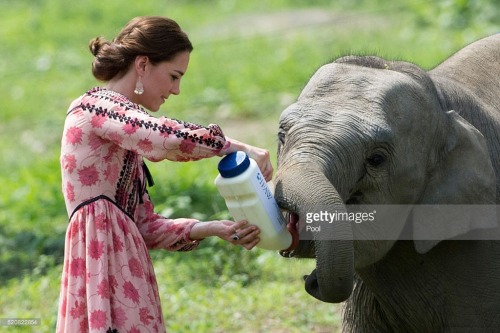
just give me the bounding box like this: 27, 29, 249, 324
57, 16, 272, 332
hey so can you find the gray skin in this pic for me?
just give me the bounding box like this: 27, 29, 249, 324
274, 34, 500, 332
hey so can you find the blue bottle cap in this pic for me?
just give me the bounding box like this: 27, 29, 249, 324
218, 151, 250, 178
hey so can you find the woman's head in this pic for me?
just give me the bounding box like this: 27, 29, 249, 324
89, 16, 193, 82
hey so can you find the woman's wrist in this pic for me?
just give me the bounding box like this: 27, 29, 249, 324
219, 137, 249, 156
189, 221, 211, 240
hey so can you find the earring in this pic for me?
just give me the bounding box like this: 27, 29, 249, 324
134, 78, 144, 95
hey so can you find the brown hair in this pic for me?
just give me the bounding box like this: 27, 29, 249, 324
89, 16, 193, 81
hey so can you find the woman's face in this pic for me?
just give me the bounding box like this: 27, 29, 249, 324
139, 51, 190, 112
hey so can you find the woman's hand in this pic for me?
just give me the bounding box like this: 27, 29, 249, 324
190, 220, 261, 250
221, 137, 274, 182
245, 146, 273, 182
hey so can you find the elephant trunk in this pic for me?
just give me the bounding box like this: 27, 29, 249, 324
275, 165, 354, 303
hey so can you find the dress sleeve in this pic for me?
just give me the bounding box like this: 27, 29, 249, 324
136, 191, 202, 251
80, 95, 227, 162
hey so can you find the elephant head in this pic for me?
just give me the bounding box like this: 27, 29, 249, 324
274, 56, 496, 303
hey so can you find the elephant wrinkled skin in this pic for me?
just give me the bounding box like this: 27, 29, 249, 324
275, 34, 500, 332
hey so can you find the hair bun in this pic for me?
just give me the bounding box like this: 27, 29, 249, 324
89, 36, 108, 57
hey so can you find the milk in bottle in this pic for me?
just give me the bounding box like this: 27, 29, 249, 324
215, 151, 292, 251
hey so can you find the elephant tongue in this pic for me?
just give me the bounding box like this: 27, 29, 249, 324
280, 212, 300, 254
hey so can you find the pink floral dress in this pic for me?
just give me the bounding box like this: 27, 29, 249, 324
57, 87, 228, 333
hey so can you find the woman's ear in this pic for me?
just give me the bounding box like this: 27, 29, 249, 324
134, 55, 148, 75
413, 110, 497, 253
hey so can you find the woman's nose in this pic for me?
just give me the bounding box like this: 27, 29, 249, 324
170, 82, 181, 95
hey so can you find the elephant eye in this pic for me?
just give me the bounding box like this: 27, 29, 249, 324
367, 153, 385, 167
278, 131, 285, 144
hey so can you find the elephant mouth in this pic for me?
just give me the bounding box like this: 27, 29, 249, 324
279, 211, 300, 257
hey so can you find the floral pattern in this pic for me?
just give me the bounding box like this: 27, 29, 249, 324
57, 87, 229, 332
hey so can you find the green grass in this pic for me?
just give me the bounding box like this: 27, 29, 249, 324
0, 0, 497, 331
0, 252, 341, 333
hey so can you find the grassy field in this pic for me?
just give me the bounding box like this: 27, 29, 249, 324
0, 0, 497, 331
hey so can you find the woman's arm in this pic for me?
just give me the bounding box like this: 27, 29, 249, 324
80, 92, 228, 162
190, 220, 260, 250
136, 191, 261, 251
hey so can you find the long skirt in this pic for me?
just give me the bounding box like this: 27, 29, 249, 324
56, 199, 165, 333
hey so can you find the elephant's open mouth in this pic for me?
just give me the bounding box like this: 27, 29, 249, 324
279, 211, 300, 257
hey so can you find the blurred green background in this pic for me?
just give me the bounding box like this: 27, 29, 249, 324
0, 0, 497, 331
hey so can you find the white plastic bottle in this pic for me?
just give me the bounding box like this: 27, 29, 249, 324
215, 151, 292, 251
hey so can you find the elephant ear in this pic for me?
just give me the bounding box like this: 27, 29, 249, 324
413, 110, 497, 254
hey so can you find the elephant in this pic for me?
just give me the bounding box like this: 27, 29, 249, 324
274, 34, 500, 332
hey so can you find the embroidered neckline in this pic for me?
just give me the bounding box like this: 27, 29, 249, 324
87, 87, 149, 115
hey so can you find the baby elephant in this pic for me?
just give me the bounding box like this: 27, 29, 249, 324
275, 34, 500, 332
